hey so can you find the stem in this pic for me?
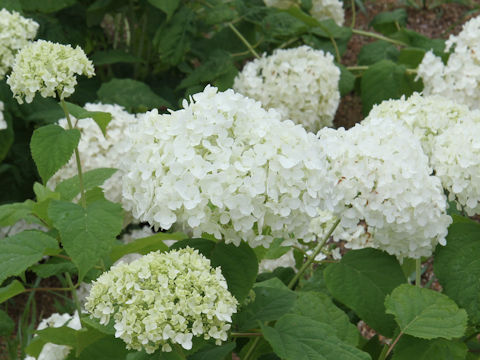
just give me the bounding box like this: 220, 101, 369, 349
415, 258, 421, 288
347, 65, 369, 71
378, 344, 389, 360
228, 23, 260, 59
352, 29, 407, 46
244, 337, 261, 360
385, 331, 403, 359
316, 22, 341, 62
288, 218, 341, 289
65, 272, 82, 315
60, 99, 87, 208
24, 287, 71, 292
231, 332, 263, 337
350, 0, 356, 28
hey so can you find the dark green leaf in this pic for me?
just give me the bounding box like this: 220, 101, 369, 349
63, 101, 112, 136
0, 280, 25, 304
19, 0, 76, 13
30, 258, 76, 278
0, 309, 14, 336
262, 11, 308, 38
391, 335, 468, 360
188, 342, 236, 360
358, 41, 399, 65
370, 9, 407, 35
97, 78, 171, 112
338, 64, 356, 96
49, 200, 123, 280
55, 168, 117, 201
0, 0, 22, 11
30, 124, 81, 184
385, 284, 467, 339
0, 230, 59, 284
0, 111, 14, 163
397, 47, 427, 68
391, 29, 445, 57
262, 314, 371, 360
324, 248, 406, 337
91, 50, 142, 66
170, 238, 217, 257
434, 216, 480, 324
148, 0, 180, 20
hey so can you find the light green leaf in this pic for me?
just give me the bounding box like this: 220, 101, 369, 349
55, 168, 117, 201
148, 0, 180, 20
110, 232, 187, 262
63, 101, 112, 136
0, 280, 25, 304
324, 248, 406, 337
0, 309, 14, 336
291, 292, 359, 346
97, 79, 171, 112
0, 230, 59, 284
48, 200, 123, 280
262, 314, 371, 360
30, 124, 81, 184
385, 284, 468, 339
434, 216, 480, 324
391, 335, 468, 360
0, 200, 35, 227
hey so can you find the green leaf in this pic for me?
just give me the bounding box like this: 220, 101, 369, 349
338, 64, 356, 96
170, 238, 217, 257
0, 231, 58, 285
385, 284, 467, 339
434, 216, 480, 324
55, 168, 118, 201
391, 29, 445, 57
358, 41, 399, 66
30, 124, 81, 184
90, 50, 141, 66
30, 258, 76, 278
19, 0, 76, 13
63, 101, 112, 137
0, 309, 14, 336
148, 0, 180, 20
291, 292, 359, 346
110, 232, 187, 262
0, 0, 22, 11
188, 342, 236, 360
391, 335, 468, 360
262, 11, 308, 38
324, 248, 406, 337
0, 200, 35, 226
48, 200, 123, 280
236, 278, 296, 330
397, 47, 426, 68
262, 314, 371, 360
0, 280, 25, 304
97, 79, 171, 112
0, 111, 14, 163
370, 9, 407, 35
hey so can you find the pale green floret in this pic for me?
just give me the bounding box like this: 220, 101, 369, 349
85, 247, 238, 354
7, 40, 94, 104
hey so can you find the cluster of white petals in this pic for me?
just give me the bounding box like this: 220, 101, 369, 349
0, 100, 6, 130
417, 15, 480, 110
122, 86, 334, 248
263, 0, 344, 26
368, 93, 480, 215
318, 117, 451, 260
85, 248, 238, 353
233, 46, 340, 133
24, 312, 81, 360
48, 103, 138, 204
7, 40, 94, 103
0, 9, 38, 79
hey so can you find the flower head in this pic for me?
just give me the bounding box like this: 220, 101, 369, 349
122, 86, 334, 247
7, 40, 94, 103
233, 45, 340, 133
85, 248, 238, 354
0, 9, 38, 79
319, 117, 451, 260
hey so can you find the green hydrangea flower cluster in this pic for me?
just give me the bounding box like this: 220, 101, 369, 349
85, 247, 238, 354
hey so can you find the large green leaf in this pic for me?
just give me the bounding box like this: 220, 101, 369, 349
90, 50, 142, 66
148, 0, 180, 19
30, 124, 81, 184
262, 314, 371, 360
385, 284, 467, 339
358, 41, 399, 66
324, 248, 406, 337
62, 101, 112, 136
188, 342, 236, 360
262, 11, 308, 38
0, 280, 25, 304
97, 78, 171, 112
0, 200, 35, 226
391, 335, 468, 360
0, 230, 59, 284
55, 168, 118, 201
291, 292, 359, 346
434, 216, 480, 324
369, 9, 407, 35
0, 309, 14, 336
48, 200, 123, 280
19, 0, 76, 13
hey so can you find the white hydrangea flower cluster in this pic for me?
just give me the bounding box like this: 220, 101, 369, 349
318, 117, 451, 260
233, 45, 340, 133
122, 86, 334, 248
48, 103, 138, 204
85, 247, 238, 353
24, 312, 81, 360
417, 15, 480, 110
367, 93, 480, 215
7, 40, 94, 104
0, 9, 38, 79
263, 0, 344, 26
0, 100, 6, 130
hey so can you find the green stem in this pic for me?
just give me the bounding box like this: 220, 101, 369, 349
378, 344, 389, 360
288, 218, 341, 289
65, 272, 82, 316
244, 337, 261, 360
347, 65, 369, 71
352, 29, 407, 46
385, 331, 404, 359
228, 23, 260, 59
60, 99, 87, 208
231, 332, 262, 337
350, 0, 356, 28
415, 258, 421, 288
